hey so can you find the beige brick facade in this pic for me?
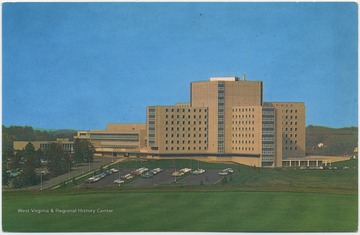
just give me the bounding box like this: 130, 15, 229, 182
69, 76, 306, 168
231, 106, 262, 155
76, 123, 146, 156
267, 102, 306, 166
146, 106, 209, 154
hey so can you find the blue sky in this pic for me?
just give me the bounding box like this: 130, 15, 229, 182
3, 2, 358, 130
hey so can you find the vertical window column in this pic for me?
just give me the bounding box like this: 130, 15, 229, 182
218, 82, 225, 153
148, 107, 156, 147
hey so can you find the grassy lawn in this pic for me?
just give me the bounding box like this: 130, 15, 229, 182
3, 159, 358, 232
2, 189, 357, 232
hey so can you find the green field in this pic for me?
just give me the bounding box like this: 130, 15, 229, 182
2, 189, 357, 232
2, 159, 358, 232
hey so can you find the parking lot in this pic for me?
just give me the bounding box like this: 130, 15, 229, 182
178, 170, 222, 185
79, 167, 229, 188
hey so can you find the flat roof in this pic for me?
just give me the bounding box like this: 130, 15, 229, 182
210, 77, 239, 82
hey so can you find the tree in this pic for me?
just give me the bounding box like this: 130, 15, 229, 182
2, 130, 15, 183
73, 139, 94, 163
22, 155, 37, 187
9, 151, 22, 170
12, 174, 24, 189
47, 143, 67, 177
24, 142, 35, 158
2, 161, 10, 187
34, 149, 43, 168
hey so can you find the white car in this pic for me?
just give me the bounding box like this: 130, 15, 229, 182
192, 169, 205, 175
114, 179, 124, 184
180, 168, 192, 173
111, 168, 119, 173
171, 171, 184, 177
223, 168, 234, 173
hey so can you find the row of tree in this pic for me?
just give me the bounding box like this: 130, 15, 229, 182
2, 125, 77, 142
3, 139, 94, 188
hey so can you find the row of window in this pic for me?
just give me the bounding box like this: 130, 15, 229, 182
166, 127, 207, 132
262, 151, 275, 156
165, 114, 207, 119
40, 143, 73, 151
233, 121, 256, 125
165, 146, 207, 151
232, 127, 256, 132
284, 140, 298, 144
165, 120, 207, 125
232, 133, 255, 138
165, 139, 207, 145
283, 121, 298, 126
233, 108, 256, 112
284, 133, 298, 138
165, 133, 207, 138
232, 147, 255, 151
102, 145, 138, 149
232, 114, 255, 119
232, 140, 256, 145
283, 127, 298, 132
283, 109, 298, 113
262, 156, 274, 162
283, 116, 298, 120
90, 133, 138, 139
165, 108, 207, 113
284, 146, 298, 150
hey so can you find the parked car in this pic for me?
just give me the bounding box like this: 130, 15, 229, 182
110, 168, 119, 173
180, 168, 192, 173
114, 179, 124, 184
142, 172, 153, 178
222, 168, 233, 173
171, 171, 184, 177
192, 169, 205, 175
85, 177, 96, 183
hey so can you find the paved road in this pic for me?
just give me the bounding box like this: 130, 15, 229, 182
27, 157, 117, 190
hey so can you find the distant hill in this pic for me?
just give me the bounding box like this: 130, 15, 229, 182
306, 125, 358, 156
2, 125, 77, 144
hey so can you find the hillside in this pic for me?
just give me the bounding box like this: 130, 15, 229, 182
2, 125, 77, 155
306, 125, 358, 156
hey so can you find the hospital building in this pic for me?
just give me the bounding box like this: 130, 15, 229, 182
76, 76, 306, 167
